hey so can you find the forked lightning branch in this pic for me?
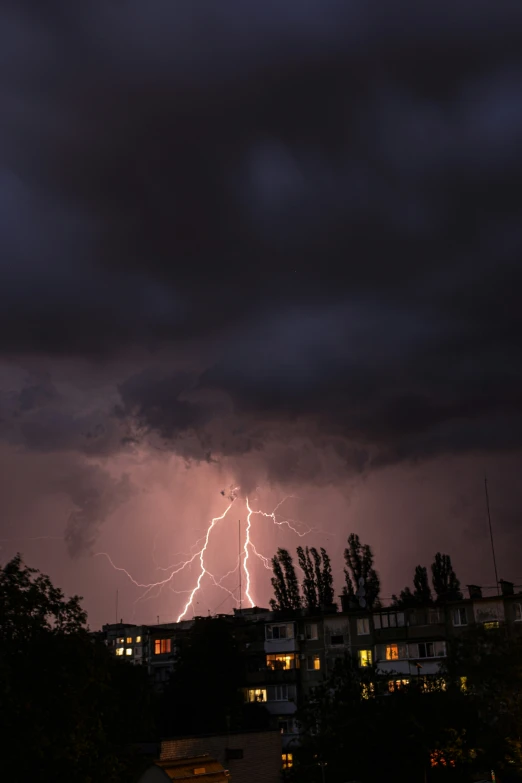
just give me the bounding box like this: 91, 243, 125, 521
95, 490, 321, 621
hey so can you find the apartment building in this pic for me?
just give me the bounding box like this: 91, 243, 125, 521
103, 622, 148, 664
344, 579, 522, 690
102, 619, 193, 688
100, 578, 522, 761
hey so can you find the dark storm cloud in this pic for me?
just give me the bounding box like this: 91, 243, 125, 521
1, 1, 522, 474
0, 366, 124, 456
60, 464, 136, 557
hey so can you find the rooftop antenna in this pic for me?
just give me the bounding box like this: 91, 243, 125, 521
484, 475, 500, 596
238, 519, 242, 613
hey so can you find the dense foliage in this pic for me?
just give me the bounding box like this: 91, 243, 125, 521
293, 627, 522, 782
158, 615, 271, 736
0, 555, 155, 783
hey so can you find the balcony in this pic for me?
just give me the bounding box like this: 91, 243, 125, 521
245, 667, 298, 685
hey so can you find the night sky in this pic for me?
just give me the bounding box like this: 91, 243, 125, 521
1, 2, 522, 628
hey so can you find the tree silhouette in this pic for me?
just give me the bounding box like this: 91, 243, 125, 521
297, 546, 336, 611
431, 552, 462, 602
318, 547, 335, 608
393, 565, 433, 607
270, 548, 301, 611
413, 565, 433, 603
392, 586, 417, 608
343, 533, 380, 609
0, 554, 154, 782
297, 546, 318, 610
0, 553, 86, 643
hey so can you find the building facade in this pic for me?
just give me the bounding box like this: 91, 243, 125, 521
100, 579, 522, 766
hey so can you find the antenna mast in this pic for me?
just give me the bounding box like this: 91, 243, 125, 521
484, 476, 500, 595
238, 519, 242, 613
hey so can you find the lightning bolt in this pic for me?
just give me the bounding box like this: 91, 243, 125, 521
243, 498, 255, 607
95, 501, 237, 622
241, 495, 327, 607
95, 491, 332, 621
176, 501, 235, 621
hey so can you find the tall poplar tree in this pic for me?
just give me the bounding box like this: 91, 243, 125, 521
297, 546, 318, 610
431, 552, 462, 602
393, 564, 433, 608
270, 548, 301, 611
343, 533, 380, 609
318, 547, 335, 608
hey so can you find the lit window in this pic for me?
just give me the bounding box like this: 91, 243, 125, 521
154, 639, 172, 655
358, 649, 372, 667
330, 634, 344, 646
115, 647, 124, 656
305, 623, 318, 640
386, 644, 399, 661
136, 635, 142, 643
126, 637, 133, 644
388, 679, 409, 692
460, 676, 468, 693
117, 637, 125, 644
282, 753, 293, 770
361, 682, 375, 699
266, 623, 294, 640
125, 648, 132, 656
307, 655, 321, 671
247, 688, 267, 703
266, 653, 296, 670
356, 618, 370, 635
484, 621, 500, 630
452, 608, 467, 626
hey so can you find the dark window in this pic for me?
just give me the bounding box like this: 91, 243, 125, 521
330, 634, 344, 645
226, 749, 244, 760
418, 642, 435, 658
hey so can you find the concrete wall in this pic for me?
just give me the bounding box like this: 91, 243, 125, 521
160, 730, 282, 783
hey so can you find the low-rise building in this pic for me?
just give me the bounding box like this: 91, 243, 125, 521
99, 578, 522, 760
159, 730, 282, 783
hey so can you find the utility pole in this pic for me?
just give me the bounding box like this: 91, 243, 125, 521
484, 476, 500, 595
238, 519, 242, 613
